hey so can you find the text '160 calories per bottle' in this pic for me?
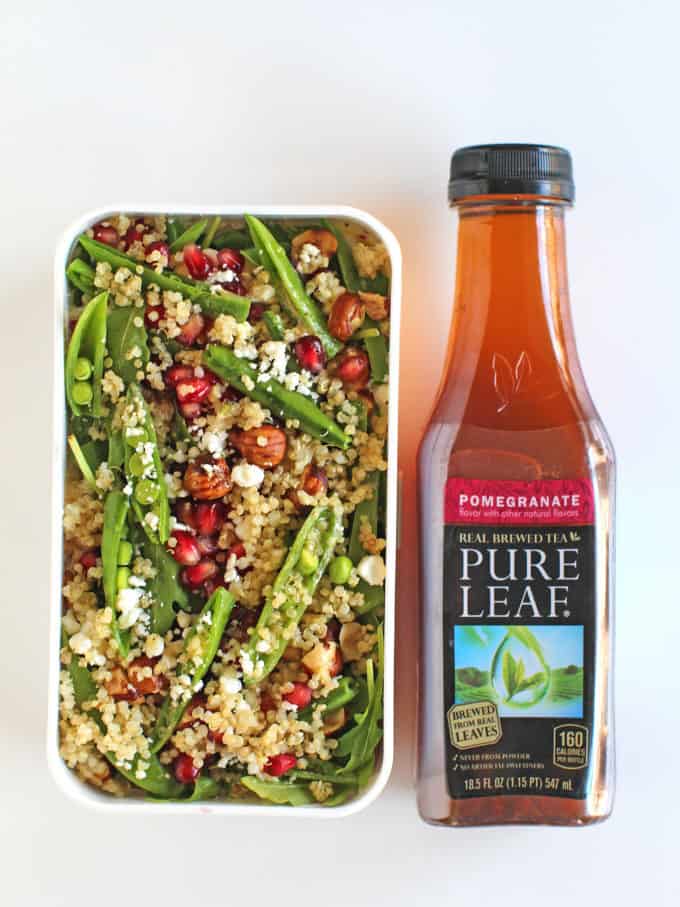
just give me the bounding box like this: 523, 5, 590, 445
418, 144, 615, 826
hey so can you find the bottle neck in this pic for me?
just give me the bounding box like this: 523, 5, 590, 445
442, 198, 585, 430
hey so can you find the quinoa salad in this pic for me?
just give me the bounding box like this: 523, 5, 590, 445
59, 213, 391, 806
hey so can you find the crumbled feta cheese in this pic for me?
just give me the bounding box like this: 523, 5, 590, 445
296, 243, 328, 275
68, 632, 92, 655
232, 463, 265, 488
357, 555, 387, 586
220, 673, 243, 695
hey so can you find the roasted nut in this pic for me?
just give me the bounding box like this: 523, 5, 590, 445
328, 292, 365, 341
230, 426, 287, 469
358, 291, 389, 321
289, 463, 329, 510
183, 456, 233, 500
291, 229, 338, 265
339, 621, 366, 661
322, 707, 347, 736
302, 641, 342, 678
105, 667, 138, 702
127, 656, 166, 695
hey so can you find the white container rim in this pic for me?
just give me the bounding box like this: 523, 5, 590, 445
48, 204, 401, 818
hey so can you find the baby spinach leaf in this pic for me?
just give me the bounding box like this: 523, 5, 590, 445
137, 532, 190, 634
107, 306, 150, 385
240, 777, 315, 806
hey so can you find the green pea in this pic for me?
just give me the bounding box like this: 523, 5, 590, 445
298, 548, 319, 576
116, 567, 131, 590
128, 453, 146, 477
329, 555, 353, 585
73, 356, 93, 381
117, 540, 133, 566
125, 429, 148, 447
134, 479, 159, 505
72, 382, 93, 406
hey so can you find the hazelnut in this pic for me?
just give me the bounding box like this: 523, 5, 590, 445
358, 291, 389, 321
183, 456, 233, 500
291, 229, 338, 266
328, 292, 365, 341
230, 426, 287, 469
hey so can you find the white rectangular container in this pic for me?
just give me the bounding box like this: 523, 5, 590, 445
48, 205, 401, 818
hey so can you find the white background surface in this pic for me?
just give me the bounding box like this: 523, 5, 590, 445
1, 1, 678, 904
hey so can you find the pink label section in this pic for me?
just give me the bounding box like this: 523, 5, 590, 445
445, 478, 595, 526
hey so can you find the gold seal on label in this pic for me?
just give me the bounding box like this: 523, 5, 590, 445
447, 700, 502, 750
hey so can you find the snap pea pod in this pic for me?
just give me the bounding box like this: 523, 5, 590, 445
166, 219, 180, 246
124, 383, 170, 545
65, 291, 108, 417
101, 491, 131, 656
67, 434, 97, 491
243, 231, 293, 319
204, 345, 350, 450
298, 675, 359, 722
263, 310, 285, 341
242, 505, 342, 686
244, 215, 341, 358
168, 217, 208, 253
202, 216, 221, 248
321, 219, 389, 382
150, 588, 236, 752
348, 473, 385, 614
66, 258, 96, 294
77, 235, 250, 322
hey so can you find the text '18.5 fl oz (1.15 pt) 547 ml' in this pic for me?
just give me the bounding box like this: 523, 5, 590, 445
418, 145, 615, 827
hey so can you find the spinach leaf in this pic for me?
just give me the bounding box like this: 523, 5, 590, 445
107, 306, 150, 385
240, 777, 314, 806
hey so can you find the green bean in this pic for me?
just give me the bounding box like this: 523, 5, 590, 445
66, 258, 96, 294
245, 215, 341, 358
168, 217, 208, 253
202, 216, 221, 248
204, 344, 350, 450
263, 309, 285, 341
242, 505, 342, 686
124, 384, 170, 545
65, 291, 108, 417
150, 588, 236, 752
101, 491, 131, 656
78, 235, 250, 322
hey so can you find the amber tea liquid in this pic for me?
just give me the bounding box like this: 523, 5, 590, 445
418, 145, 615, 826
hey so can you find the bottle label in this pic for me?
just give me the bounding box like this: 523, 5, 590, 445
442, 478, 595, 800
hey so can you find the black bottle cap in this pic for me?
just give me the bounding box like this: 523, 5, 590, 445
449, 144, 574, 203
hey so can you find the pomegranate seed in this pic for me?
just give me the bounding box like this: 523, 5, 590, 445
283, 682, 312, 709
181, 558, 219, 588
165, 365, 194, 387
92, 223, 119, 247
196, 534, 218, 556
145, 302, 166, 329
128, 656, 166, 695
175, 376, 212, 404
122, 222, 146, 250
178, 401, 203, 421
208, 728, 224, 744
183, 244, 210, 280
228, 542, 247, 560
175, 501, 198, 529
79, 549, 99, 570
217, 248, 244, 273
173, 753, 200, 784
333, 347, 370, 388
264, 754, 297, 777
248, 303, 265, 324
170, 530, 201, 566
145, 240, 169, 262
177, 312, 206, 346
194, 502, 227, 536
203, 576, 229, 596
294, 335, 326, 374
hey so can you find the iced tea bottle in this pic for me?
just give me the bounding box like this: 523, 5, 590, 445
418, 145, 615, 826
